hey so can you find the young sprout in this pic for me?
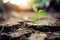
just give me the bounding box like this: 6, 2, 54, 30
32, 6, 46, 23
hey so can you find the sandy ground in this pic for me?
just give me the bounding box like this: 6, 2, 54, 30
0, 11, 60, 40
0, 11, 59, 26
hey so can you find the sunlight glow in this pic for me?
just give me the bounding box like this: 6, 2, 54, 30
10, 0, 28, 6
3, 0, 34, 9
3, 0, 9, 3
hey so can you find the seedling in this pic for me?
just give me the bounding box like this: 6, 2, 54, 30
32, 7, 46, 23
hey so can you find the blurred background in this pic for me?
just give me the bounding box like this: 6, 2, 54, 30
0, 0, 3, 12
3, 0, 60, 12
0, 0, 60, 40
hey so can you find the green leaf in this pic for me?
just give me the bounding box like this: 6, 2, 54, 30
38, 10, 44, 13
38, 10, 46, 16
32, 17, 40, 23
32, 6, 38, 12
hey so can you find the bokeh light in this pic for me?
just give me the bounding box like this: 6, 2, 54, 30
3, 0, 34, 10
